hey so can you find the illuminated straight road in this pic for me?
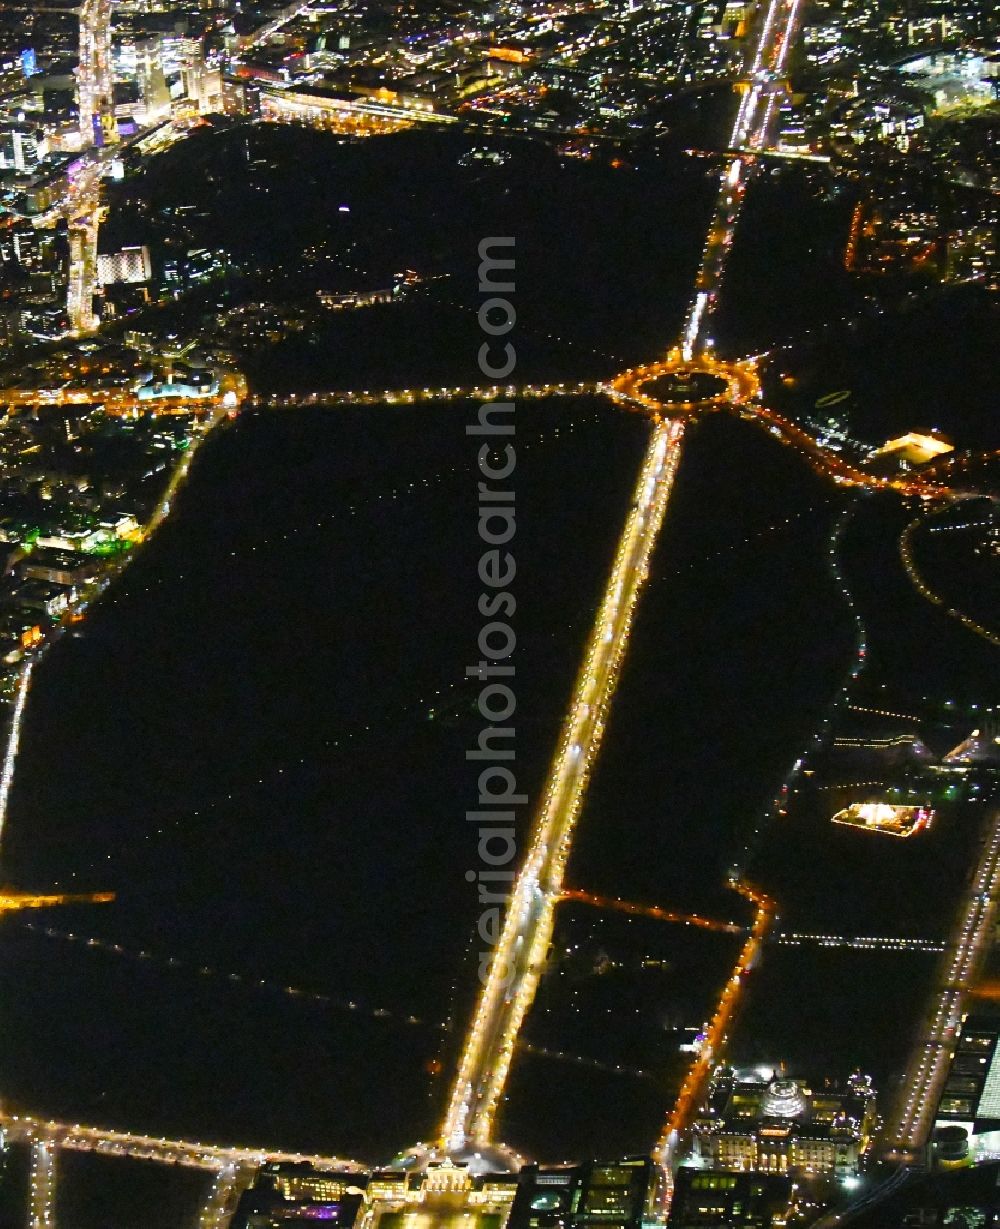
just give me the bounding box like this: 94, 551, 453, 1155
442, 418, 686, 1150
659, 883, 774, 1155
680, 0, 806, 359
560, 889, 743, 934
77, 0, 113, 145
198, 1164, 257, 1229
29, 0, 114, 333
239, 0, 316, 50
32, 156, 108, 335
775, 932, 945, 954
0, 1112, 362, 1172
0, 380, 960, 508
254, 382, 600, 409
66, 190, 102, 335
884, 807, 1000, 1161
443, 0, 810, 1158
0, 381, 594, 413
0, 661, 32, 851
639, 0, 828, 1170
139, 405, 230, 541
28, 1136, 56, 1229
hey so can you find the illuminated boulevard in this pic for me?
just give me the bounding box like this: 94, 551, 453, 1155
658, 882, 774, 1157
11, 0, 115, 334
559, 889, 744, 935
0, 382, 596, 413
441, 0, 815, 1167
441, 416, 687, 1151
436, 0, 968, 1154
0, 1110, 363, 1174
2, 1111, 363, 1229
0, 378, 955, 506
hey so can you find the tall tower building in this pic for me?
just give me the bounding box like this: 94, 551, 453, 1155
13, 130, 37, 172
137, 38, 171, 123
181, 62, 224, 114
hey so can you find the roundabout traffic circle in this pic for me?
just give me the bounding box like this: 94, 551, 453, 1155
645, 369, 729, 405
606, 348, 761, 418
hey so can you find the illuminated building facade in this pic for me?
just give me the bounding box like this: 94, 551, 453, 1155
234, 1160, 520, 1229
935, 1015, 1000, 1154
97, 246, 152, 287
870, 432, 954, 468
18, 548, 97, 590
668, 1169, 793, 1228
180, 63, 224, 115
232, 1159, 659, 1229
507, 1158, 660, 1229
691, 1071, 877, 1179
944, 726, 1000, 770
362, 1164, 519, 1229
838, 1161, 1000, 1229
134, 38, 171, 124
231, 1163, 369, 1227
0, 126, 45, 174
830, 802, 934, 838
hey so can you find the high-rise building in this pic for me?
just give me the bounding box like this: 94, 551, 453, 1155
0, 304, 24, 349
0, 125, 45, 174
181, 62, 223, 113
159, 33, 204, 76
13, 129, 40, 173
136, 38, 171, 122
12, 225, 40, 269
97, 246, 152, 286
222, 77, 249, 116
